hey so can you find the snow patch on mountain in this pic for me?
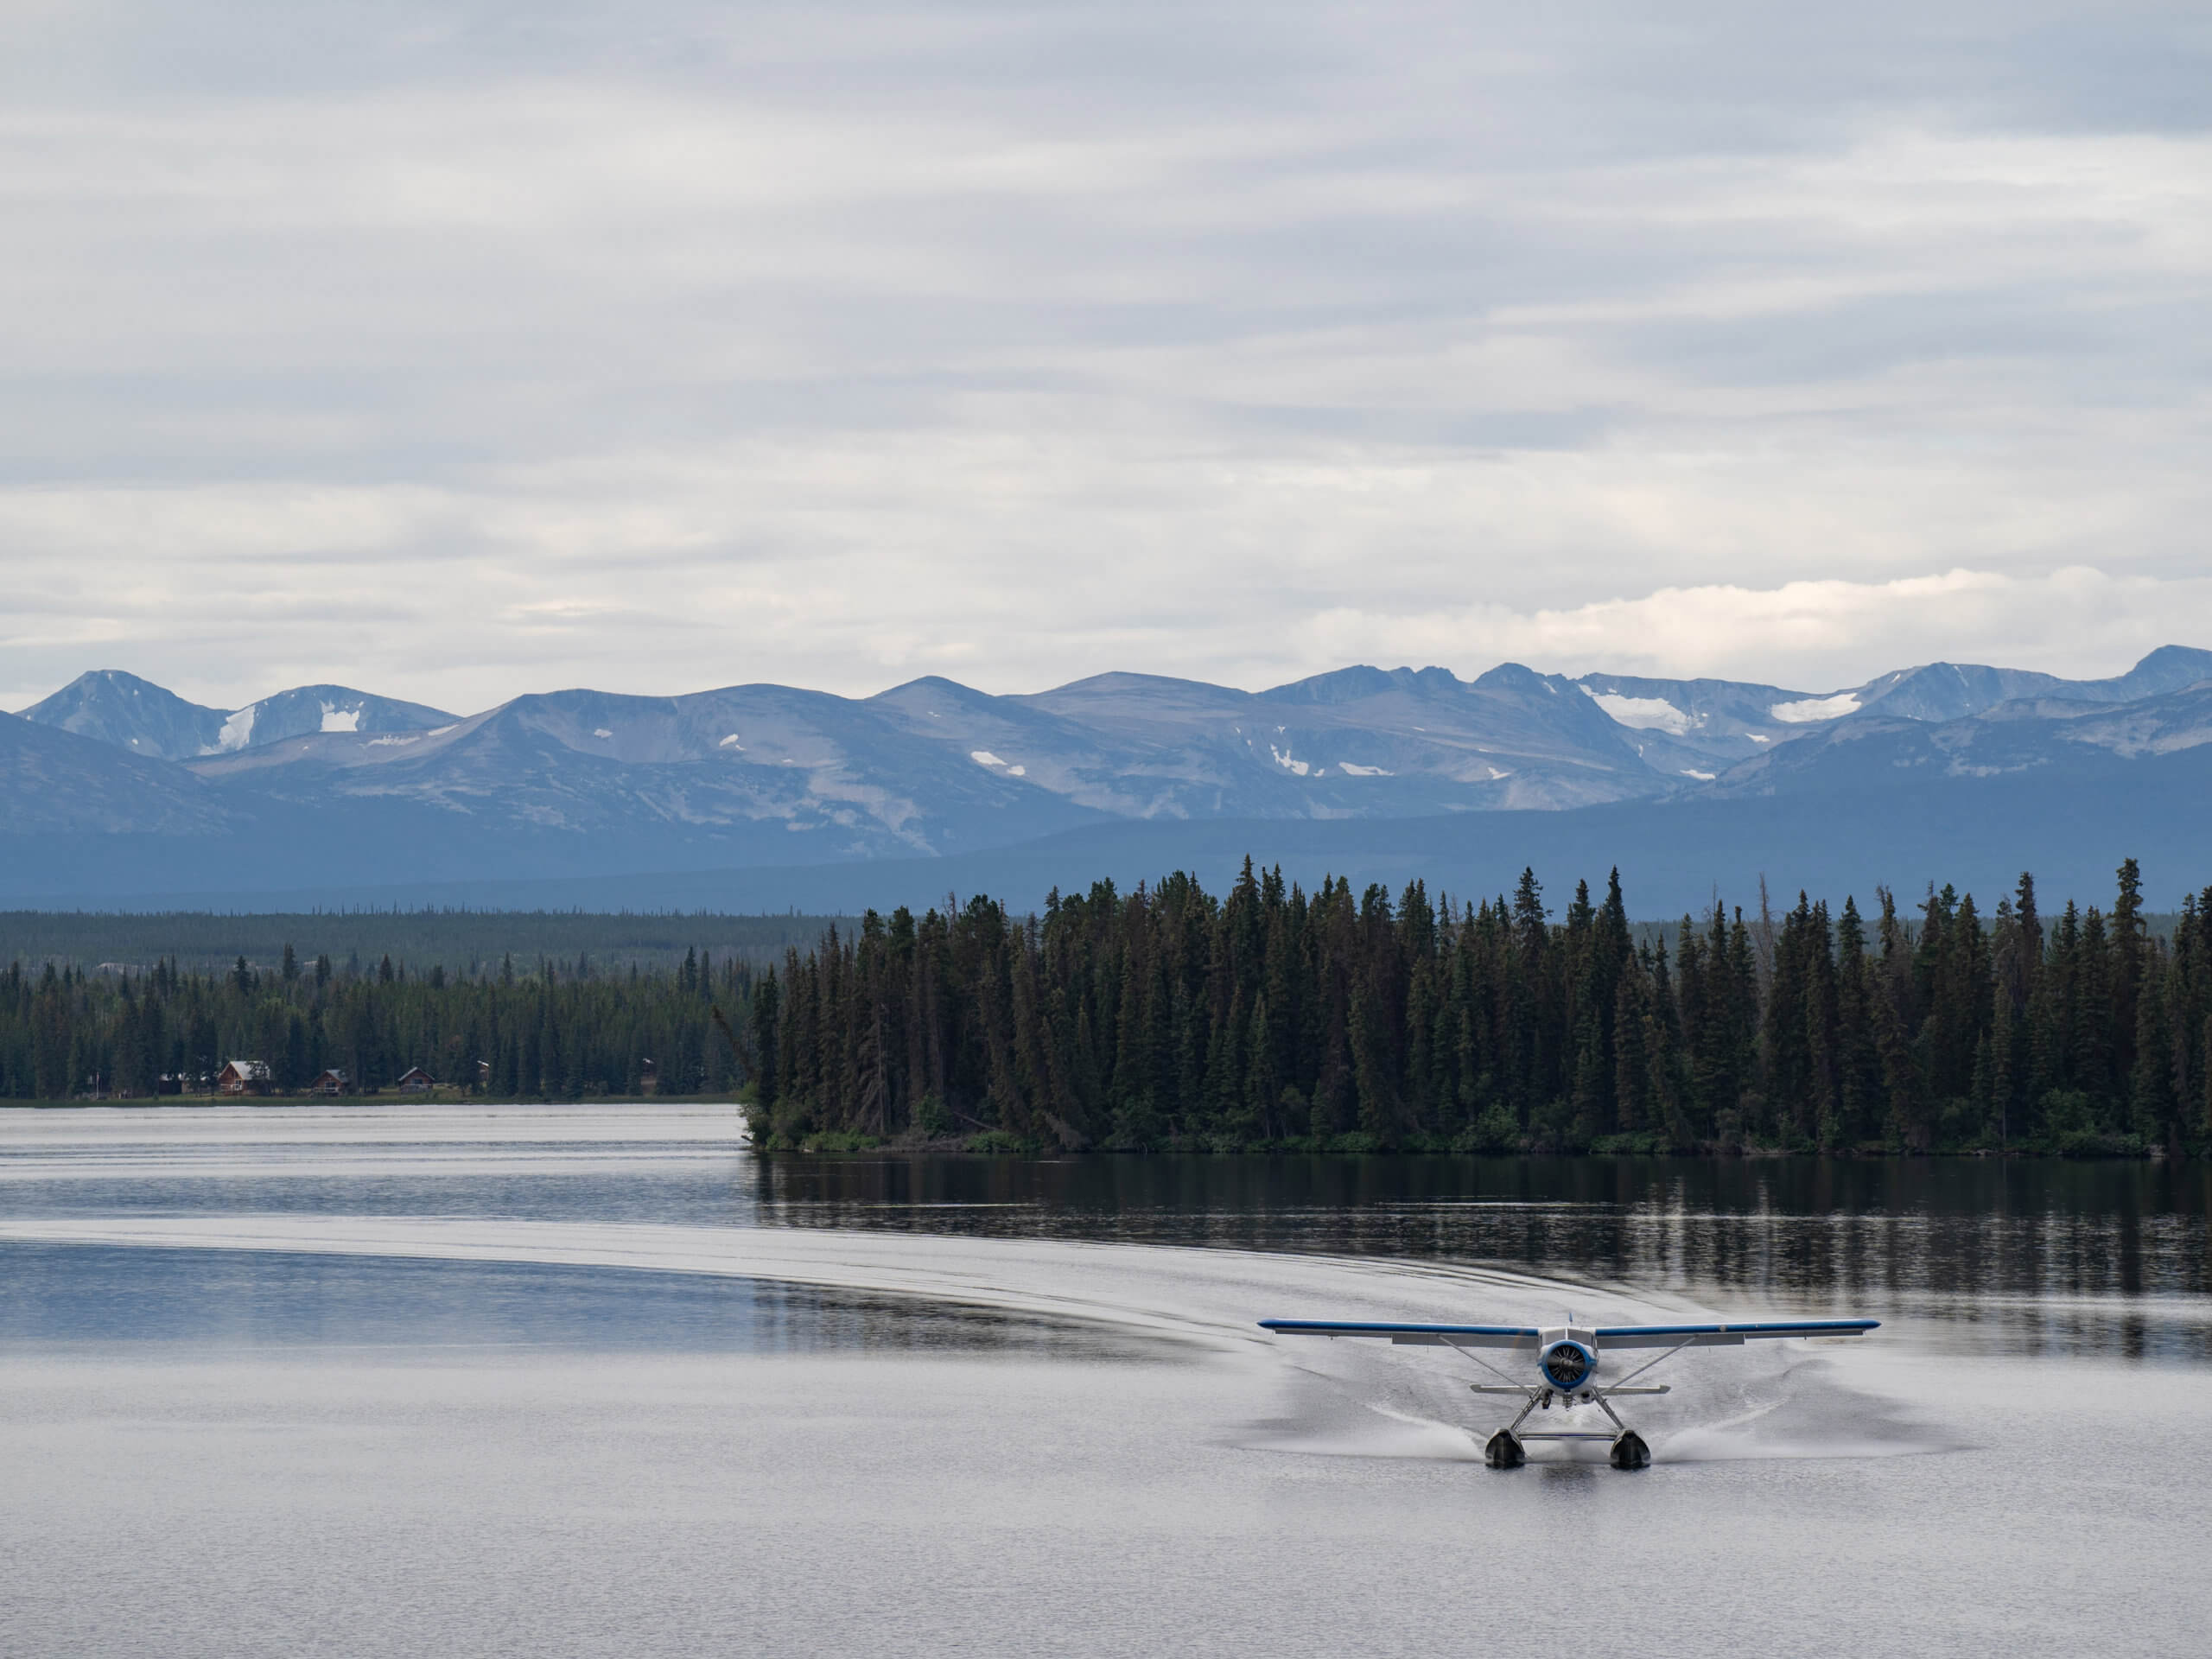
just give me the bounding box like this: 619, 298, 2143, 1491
210, 706, 257, 753
320, 704, 359, 733
972, 750, 1026, 774
1771, 694, 1861, 723
1269, 745, 1311, 778
1588, 691, 1694, 735
1337, 762, 1394, 777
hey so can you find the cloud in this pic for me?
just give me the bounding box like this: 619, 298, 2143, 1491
1297, 568, 2212, 692
0, 3, 2209, 710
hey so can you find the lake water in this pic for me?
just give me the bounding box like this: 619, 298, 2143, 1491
3, 1106, 2209, 1656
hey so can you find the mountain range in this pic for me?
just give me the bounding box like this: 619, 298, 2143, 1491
8, 648, 2212, 916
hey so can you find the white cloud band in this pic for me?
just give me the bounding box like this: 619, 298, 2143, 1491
1, 4, 2209, 708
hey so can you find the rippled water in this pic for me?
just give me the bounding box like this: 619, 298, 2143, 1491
3, 1106, 2209, 1656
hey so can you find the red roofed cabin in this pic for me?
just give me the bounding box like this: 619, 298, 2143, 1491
217, 1060, 270, 1096
395, 1066, 435, 1093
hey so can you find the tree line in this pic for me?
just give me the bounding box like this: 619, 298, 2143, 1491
0, 909, 838, 977
747, 858, 2212, 1156
12, 857, 2209, 1159
0, 946, 756, 1100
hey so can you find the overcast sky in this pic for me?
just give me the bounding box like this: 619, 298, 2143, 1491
3, 0, 2209, 713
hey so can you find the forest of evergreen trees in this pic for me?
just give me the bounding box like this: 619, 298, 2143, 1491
9, 857, 2210, 1160
0, 909, 836, 976
0, 946, 756, 1102
747, 858, 2212, 1157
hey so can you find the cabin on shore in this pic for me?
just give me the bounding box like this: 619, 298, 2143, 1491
639, 1058, 658, 1095
217, 1060, 270, 1096
308, 1068, 351, 1096
394, 1066, 435, 1093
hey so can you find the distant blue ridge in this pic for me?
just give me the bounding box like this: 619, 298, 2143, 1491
9, 651, 2212, 914
15, 750, 2212, 917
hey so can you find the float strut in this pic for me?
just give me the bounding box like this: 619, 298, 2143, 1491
1592, 1389, 1650, 1470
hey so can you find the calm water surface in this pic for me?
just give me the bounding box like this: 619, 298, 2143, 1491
3, 1106, 2208, 1656
15, 1112, 2205, 1355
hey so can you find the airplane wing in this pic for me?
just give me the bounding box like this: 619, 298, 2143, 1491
1256, 1318, 1878, 1348
1256, 1320, 1538, 1348
1591, 1319, 1878, 1346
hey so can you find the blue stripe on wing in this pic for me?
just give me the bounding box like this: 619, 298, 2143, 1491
1257, 1320, 1539, 1338
1592, 1319, 1878, 1344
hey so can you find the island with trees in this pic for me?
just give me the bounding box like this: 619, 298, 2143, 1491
749, 856, 2202, 1157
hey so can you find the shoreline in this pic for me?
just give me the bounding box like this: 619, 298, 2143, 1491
0, 1096, 2178, 1160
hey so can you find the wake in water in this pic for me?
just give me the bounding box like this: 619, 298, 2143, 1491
1246, 1335, 1948, 1465
0, 1211, 1942, 1465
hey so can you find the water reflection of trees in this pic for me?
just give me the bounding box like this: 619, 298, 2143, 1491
747, 1154, 2212, 1360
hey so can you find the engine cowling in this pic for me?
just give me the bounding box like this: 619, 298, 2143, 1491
1538, 1338, 1596, 1391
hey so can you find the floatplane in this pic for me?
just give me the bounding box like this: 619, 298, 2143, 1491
1259, 1311, 1878, 1469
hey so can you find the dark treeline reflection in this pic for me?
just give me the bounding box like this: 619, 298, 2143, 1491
752, 1152, 2212, 1360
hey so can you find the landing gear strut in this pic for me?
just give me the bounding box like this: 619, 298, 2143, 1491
1459, 1372, 1666, 1471
1438, 1331, 1675, 1472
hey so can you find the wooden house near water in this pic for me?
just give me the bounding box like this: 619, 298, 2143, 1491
216, 1060, 270, 1096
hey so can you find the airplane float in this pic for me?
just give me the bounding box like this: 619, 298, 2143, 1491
1259, 1312, 1878, 1469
